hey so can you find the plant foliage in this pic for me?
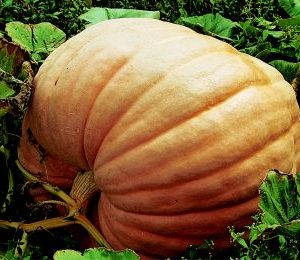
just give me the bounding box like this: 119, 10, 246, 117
0, 0, 300, 259
5, 22, 66, 63
229, 171, 300, 260
53, 248, 139, 260
79, 7, 160, 26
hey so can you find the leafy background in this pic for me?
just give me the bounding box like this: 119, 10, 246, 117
0, 0, 299, 259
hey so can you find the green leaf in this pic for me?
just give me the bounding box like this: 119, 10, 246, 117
269, 60, 299, 82
0, 81, 15, 99
277, 16, 300, 28
5, 22, 66, 62
229, 229, 248, 249
279, 0, 300, 17
53, 248, 139, 260
262, 30, 285, 41
249, 223, 268, 243
79, 7, 160, 25
239, 20, 261, 37
280, 219, 300, 235
229, 171, 300, 258
1, 249, 15, 260
255, 17, 276, 30
2, 0, 13, 8
5, 22, 32, 53
180, 13, 239, 41
30, 22, 66, 61
259, 171, 300, 227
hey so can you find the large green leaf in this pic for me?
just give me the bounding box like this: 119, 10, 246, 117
53, 248, 139, 260
5, 22, 66, 62
279, 0, 300, 17
259, 171, 300, 235
180, 13, 239, 41
230, 171, 300, 258
79, 7, 160, 25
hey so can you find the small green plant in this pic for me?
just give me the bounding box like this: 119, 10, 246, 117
0, 0, 90, 37
229, 171, 300, 260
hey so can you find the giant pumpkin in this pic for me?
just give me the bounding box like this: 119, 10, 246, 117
18, 18, 300, 258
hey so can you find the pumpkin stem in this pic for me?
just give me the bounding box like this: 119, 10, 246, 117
70, 170, 99, 214
76, 213, 112, 249
12, 160, 112, 249
0, 216, 77, 232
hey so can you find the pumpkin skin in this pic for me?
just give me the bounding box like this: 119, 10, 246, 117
18, 18, 300, 258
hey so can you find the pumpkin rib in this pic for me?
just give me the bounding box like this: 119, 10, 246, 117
31, 24, 197, 164
51, 48, 135, 169
99, 198, 209, 256
104, 132, 293, 214
81, 57, 131, 167
35, 34, 136, 167
100, 194, 259, 236
90, 48, 237, 168
92, 50, 246, 169
104, 167, 262, 213
81, 34, 218, 167
103, 138, 276, 212
36, 19, 203, 89
36, 21, 184, 83
95, 72, 269, 171
95, 84, 277, 174
100, 135, 295, 221
98, 112, 297, 195
34, 28, 99, 89
99, 203, 127, 249
99, 195, 255, 256
96, 76, 295, 170
106, 185, 260, 216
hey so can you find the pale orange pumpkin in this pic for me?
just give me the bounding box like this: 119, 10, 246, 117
18, 18, 300, 258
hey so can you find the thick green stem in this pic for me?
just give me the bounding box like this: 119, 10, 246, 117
76, 213, 112, 249
16, 160, 77, 207
13, 160, 112, 249
14, 232, 29, 258
0, 214, 111, 249
39, 200, 71, 210
0, 217, 77, 232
